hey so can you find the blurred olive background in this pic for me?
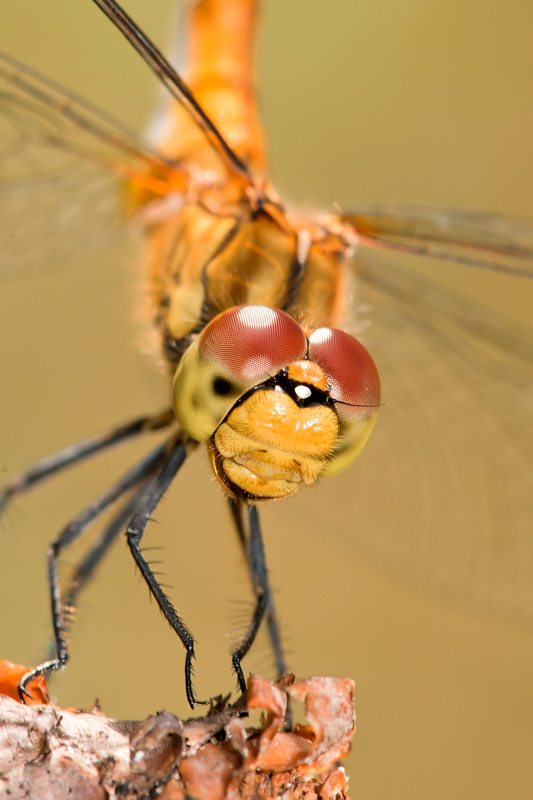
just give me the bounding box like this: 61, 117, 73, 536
1, 1, 533, 798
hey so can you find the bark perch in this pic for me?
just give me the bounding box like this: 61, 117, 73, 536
0, 662, 355, 800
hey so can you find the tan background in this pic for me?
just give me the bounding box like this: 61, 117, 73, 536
1, 1, 533, 798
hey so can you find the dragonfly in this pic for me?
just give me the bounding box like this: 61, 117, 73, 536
0, 0, 532, 710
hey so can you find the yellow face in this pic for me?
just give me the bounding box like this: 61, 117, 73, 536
172, 305, 380, 501
212, 363, 340, 499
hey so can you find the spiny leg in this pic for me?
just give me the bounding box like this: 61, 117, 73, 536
125, 437, 204, 709
231, 504, 269, 697
228, 497, 287, 678
0, 409, 173, 515
18, 439, 169, 702
59, 482, 152, 648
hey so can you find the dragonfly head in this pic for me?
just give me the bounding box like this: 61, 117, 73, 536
172, 305, 380, 500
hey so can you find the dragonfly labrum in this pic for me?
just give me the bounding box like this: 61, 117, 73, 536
0, 0, 532, 709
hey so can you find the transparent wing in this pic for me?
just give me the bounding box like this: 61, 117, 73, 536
0, 51, 182, 277
282, 248, 533, 625
343, 206, 533, 278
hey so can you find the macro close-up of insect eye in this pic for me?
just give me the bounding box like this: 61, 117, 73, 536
0, 1, 532, 798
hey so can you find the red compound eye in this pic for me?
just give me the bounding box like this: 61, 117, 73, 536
308, 328, 380, 416
199, 305, 307, 383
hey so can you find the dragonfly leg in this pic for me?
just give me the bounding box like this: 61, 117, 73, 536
227, 497, 287, 678
18, 440, 169, 703
54, 482, 152, 659
0, 408, 174, 516
125, 437, 205, 709
231, 504, 269, 698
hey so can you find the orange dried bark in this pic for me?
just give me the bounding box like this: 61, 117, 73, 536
0, 664, 355, 800
0, 659, 50, 706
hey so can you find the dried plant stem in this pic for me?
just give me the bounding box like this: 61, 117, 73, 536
0, 670, 355, 800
